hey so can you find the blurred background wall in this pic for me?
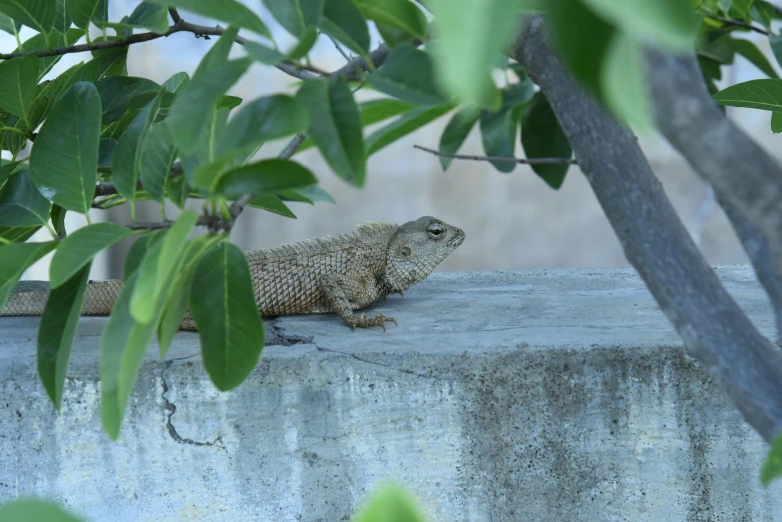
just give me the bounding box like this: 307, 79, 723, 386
3, 1, 779, 281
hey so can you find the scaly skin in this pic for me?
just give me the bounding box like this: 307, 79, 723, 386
1, 216, 465, 330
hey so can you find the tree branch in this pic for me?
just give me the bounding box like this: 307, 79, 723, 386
413, 144, 577, 165
645, 48, 782, 340
514, 15, 782, 443
702, 14, 771, 35
0, 17, 321, 82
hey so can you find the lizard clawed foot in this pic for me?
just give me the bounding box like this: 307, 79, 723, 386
348, 312, 398, 332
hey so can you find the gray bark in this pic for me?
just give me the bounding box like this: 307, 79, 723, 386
513, 16, 782, 443
645, 49, 782, 340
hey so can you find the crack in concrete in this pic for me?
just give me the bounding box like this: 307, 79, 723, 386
270, 319, 314, 345
314, 345, 436, 379
160, 360, 227, 452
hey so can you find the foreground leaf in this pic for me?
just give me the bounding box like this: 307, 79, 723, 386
139, 123, 176, 203
225, 94, 309, 152
130, 211, 197, 325
713, 79, 782, 111
582, 0, 698, 50
520, 92, 573, 189
356, 0, 427, 40
190, 241, 264, 391
38, 263, 91, 411
167, 57, 252, 153
0, 499, 83, 522
214, 159, 318, 199
722, 37, 779, 80
367, 104, 453, 155
297, 78, 366, 186
0, 242, 57, 311
601, 32, 652, 131
0, 169, 50, 227
146, 0, 271, 37
0, 0, 55, 34
261, 0, 323, 37
368, 45, 447, 106
67, 0, 103, 29
249, 194, 297, 218
762, 433, 782, 485
0, 54, 39, 124
427, 0, 521, 107
29, 82, 101, 215
354, 484, 426, 522
50, 222, 132, 288
100, 269, 158, 440
772, 112, 782, 133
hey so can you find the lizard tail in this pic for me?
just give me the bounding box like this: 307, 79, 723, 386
1, 279, 125, 316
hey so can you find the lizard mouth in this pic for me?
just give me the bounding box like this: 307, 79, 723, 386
449, 228, 466, 247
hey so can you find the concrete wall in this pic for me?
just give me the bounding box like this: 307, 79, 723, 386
2, 267, 781, 521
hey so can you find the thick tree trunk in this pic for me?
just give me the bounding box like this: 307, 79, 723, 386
644, 49, 782, 341
513, 16, 782, 443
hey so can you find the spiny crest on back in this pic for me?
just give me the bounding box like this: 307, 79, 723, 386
249, 221, 399, 262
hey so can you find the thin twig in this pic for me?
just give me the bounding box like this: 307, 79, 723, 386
413, 144, 578, 165
168, 8, 182, 24
328, 35, 352, 61
0, 17, 320, 81
703, 14, 771, 35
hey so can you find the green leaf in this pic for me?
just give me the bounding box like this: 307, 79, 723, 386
29, 82, 101, 215
0, 160, 22, 185
723, 36, 779, 79
243, 41, 285, 65
167, 57, 252, 154
439, 106, 481, 170
0, 0, 55, 34
98, 137, 116, 166
601, 32, 652, 131
583, 0, 699, 49
190, 241, 265, 391
360, 98, 417, 126
214, 159, 318, 199
139, 123, 176, 203
37, 262, 91, 411
427, 0, 521, 107
278, 184, 335, 204
356, 0, 427, 40
262, 0, 323, 36
368, 45, 448, 106
0, 11, 21, 35
123, 231, 162, 279
113, 2, 169, 33
761, 432, 782, 485
130, 211, 197, 325
728, 0, 754, 19
50, 204, 67, 238
54, 0, 72, 33
772, 112, 782, 133
769, 34, 782, 70
162, 72, 190, 93
367, 104, 453, 155
145, 0, 271, 37
67, 0, 102, 29
15, 28, 84, 82
49, 222, 132, 289
0, 54, 39, 124
521, 92, 573, 189
542, 0, 616, 96
156, 236, 213, 357
297, 77, 366, 186
713, 78, 782, 111
0, 499, 83, 522
0, 241, 57, 311
95, 76, 160, 124
224, 94, 309, 152
99, 269, 158, 440
284, 25, 319, 60
248, 194, 297, 218
354, 485, 426, 522
0, 225, 41, 243
320, 0, 370, 57
0, 169, 50, 226
480, 107, 521, 173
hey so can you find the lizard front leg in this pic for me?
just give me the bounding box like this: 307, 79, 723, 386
317, 273, 398, 331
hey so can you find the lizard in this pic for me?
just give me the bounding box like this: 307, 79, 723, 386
1, 216, 465, 331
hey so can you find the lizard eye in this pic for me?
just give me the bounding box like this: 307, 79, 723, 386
401, 246, 412, 257
427, 223, 445, 239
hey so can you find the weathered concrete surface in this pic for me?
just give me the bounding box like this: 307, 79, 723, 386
1, 267, 781, 521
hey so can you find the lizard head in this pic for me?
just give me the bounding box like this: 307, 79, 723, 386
384, 216, 465, 291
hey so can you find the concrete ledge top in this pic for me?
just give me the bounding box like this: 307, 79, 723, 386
1, 265, 774, 361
